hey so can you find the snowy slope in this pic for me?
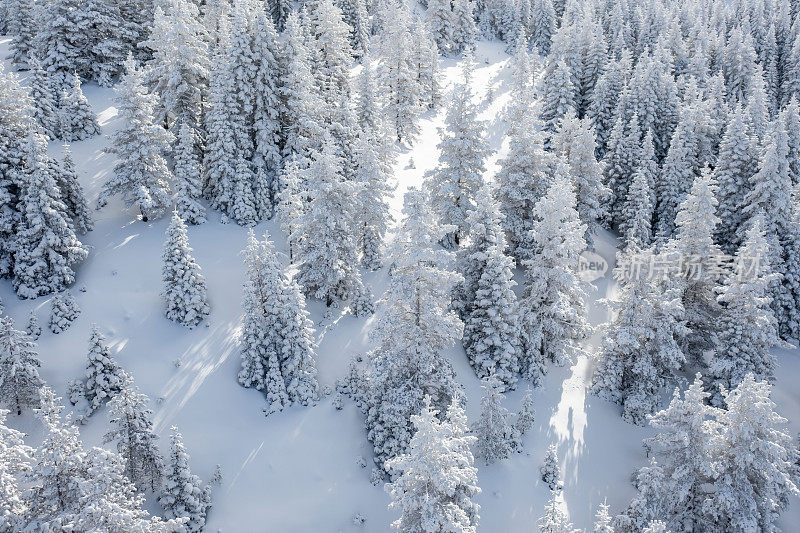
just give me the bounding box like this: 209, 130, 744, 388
2, 36, 799, 532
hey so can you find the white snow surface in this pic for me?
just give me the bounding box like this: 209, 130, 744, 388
2, 36, 799, 532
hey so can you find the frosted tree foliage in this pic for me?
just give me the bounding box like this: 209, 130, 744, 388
618, 131, 656, 251
385, 398, 480, 532
162, 212, 210, 328
58, 74, 101, 142
160, 426, 211, 532
540, 444, 561, 491
0, 408, 32, 530
539, 490, 577, 533
29, 58, 59, 140
100, 58, 173, 222
49, 290, 80, 334
472, 377, 517, 465
0, 316, 44, 415
354, 131, 394, 270
56, 145, 94, 234
173, 122, 206, 225
73, 325, 124, 419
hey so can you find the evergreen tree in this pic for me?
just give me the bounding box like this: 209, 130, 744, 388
77, 325, 124, 418
49, 290, 80, 334
104, 372, 164, 493
593, 501, 614, 533
409, 16, 442, 111
99, 58, 173, 222
539, 59, 577, 137
25, 309, 41, 341
505, 34, 535, 132
427, 0, 455, 55
29, 58, 60, 140
519, 166, 589, 385
13, 133, 87, 299
8, 0, 36, 68
160, 426, 210, 532
142, 0, 210, 133
275, 155, 306, 263
451, 0, 478, 54
706, 375, 799, 531
354, 131, 394, 270
424, 56, 488, 249
552, 115, 610, 244
515, 388, 535, 438
540, 443, 561, 491
603, 114, 641, 228
539, 490, 576, 533
365, 188, 464, 470
530, 0, 555, 55
56, 145, 94, 234
385, 398, 480, 532
58, 74, 101, 142
472, 376, 516, 465
619, 131, 656, 251
591, 250, 687, 425
0, 408, 32, 531
294, 139, 364, 308
161, 212, 210, 328
614, 459, 668, 532
0, 316, 44, 415
309, 0, 354, 116
173, 122, 206, 225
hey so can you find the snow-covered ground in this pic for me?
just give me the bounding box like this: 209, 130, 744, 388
2, 36, 799, 531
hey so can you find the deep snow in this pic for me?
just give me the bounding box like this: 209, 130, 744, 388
2, 36, 799, 532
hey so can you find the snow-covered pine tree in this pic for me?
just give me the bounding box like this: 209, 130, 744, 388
104, 372, 164, 493
309, 0, 353, 118
451, 0, 477, 54
427, 0, 455, 55
238, 231, 319, 413
100, 58, 173, 222
55, 145, 93, 234
540, 443, 561, 491
519, 164, 589, 385
538, 59, 576, 138
552, 114, 610, 245
705, 374, 799, 531
538, 490, 576, 533
365, 188, 464, 470
173, 122, 206, 225
642, 375, 718, 531
618, 130, 656, 251
592, 501, 613, 533
424, 55, 488, 249
472, 376, 516, 465
49, 290, 80, 334
385, 397, 480, 532
461, 189, 521, 387
58, 74, 101, 142
77, 324, 124, 418
515, 388, 535, 439
588, 53, 630, 159
663, 168, 725, 365
603, 114, 641, 229
142, 0, 210, 134
409, 15, 442, 111
0, 408, 32, 530
275, 155, 306, 263
25, 309, 41, 341
294, 139, 363, 308
591, 250, 687, 425
354, 130, 394, 270
12, 133, 88, 299
29, 58, 59, 140
783, 98, 800, 187
8, 0, 36, 69
160, 426, 210, 532
505, 33, 535, 132
709, 217, 781, 403
494, 110, 553, 260
161, 212, 210, 328
0, 316, 44, 415
530, 0, 555, 56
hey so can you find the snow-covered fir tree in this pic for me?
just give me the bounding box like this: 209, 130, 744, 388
530, 0, 555, 55
58, 74, 101, 142
505, 34, 535, 132
55, 145, 93, 234
99, 58, 173, 222
142, 0, 210, 133
540, 443, 561, 491
427, 0, 455, 55
614, 459, 668, 532
515, 388, 535, 438
49, 290, 80, 334
12, 133, 87, 299
161, 212, 210, 328
104, 372, 164, 493
160, 426, 211, 532
538, 59, 576, 137
354, 130, 394, 270
173, 122, 206, 225
424, 55, 488, 249
75, 324, 124, 419
25, 309, 41, 341
385, 397, 480, 532
8, 0, 36, 68
451, 0, 478, 54
308, 0, 353, 117
593, 501, 614, 533
409, 16, 442, 111
709, 217, 782, 403
472, 376, 516, 465
603, 114, 641, 228
294, 139, 365, 308
0, 407, 32, 530
275, 155, 306, 263
238, 231, 319, 414
365, 188, 464, 470
461, 188, 521, 387
618, 131, 656, 251
28, 58, 59, 140
589, 53, 630, 159
0, 316, 44, 415
538, 490, 576, 533
519, 165, 589, 385
591, 250, 687, 425
705, 374, 799, 531
552, 114, 610, 245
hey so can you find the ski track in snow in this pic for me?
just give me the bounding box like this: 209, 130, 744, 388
1, 36, 799, 531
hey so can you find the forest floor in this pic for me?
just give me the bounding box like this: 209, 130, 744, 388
2, 37, 799, 532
